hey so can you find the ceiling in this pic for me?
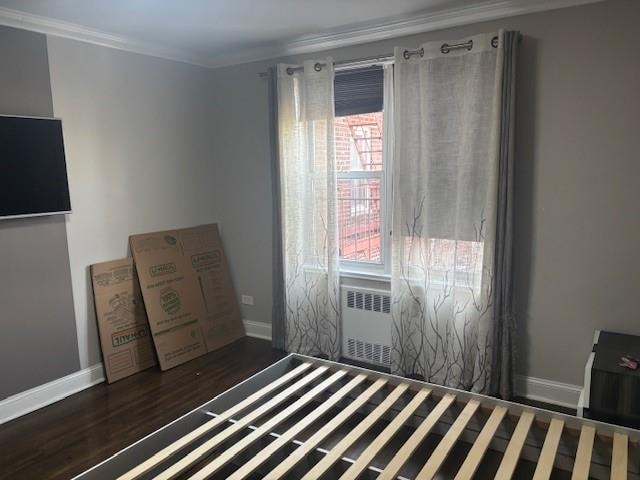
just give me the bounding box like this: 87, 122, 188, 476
0, 0, 603, 67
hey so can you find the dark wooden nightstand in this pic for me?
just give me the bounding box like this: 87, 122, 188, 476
579, 330, 640, 428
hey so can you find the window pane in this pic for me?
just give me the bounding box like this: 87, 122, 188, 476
338, 178, 382, 263
335, 112, 383, 172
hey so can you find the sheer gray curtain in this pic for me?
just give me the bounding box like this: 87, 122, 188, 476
268, 66, 286, 351
271, 60, 341, 359
390, 30, 519, 397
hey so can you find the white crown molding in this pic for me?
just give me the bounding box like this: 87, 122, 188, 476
0, 6, 212, 68
0, 0, 608, 69
204, 0, 608, 68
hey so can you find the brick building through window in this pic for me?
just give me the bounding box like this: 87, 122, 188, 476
335, 111, 384, 263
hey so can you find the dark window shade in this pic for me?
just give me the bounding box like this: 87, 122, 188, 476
334, 66, 383, 117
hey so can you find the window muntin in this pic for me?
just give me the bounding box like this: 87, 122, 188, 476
336, 111, 385, 267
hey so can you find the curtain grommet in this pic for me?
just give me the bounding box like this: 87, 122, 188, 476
441, 40, 473, 54
491, 36, 499, 48
314, 62, 323, 72
403, 48, 424, 60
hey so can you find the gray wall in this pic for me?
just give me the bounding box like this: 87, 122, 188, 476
206, 0, 640, 385
47, 37, 223, 369
0, 26, 79, 399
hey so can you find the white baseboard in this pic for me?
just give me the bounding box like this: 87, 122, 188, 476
0, 363, 105, 425
515, 374, 582, 410
0, 322, 271, 424
243, 319, 272, 341
0, 323, 579, 425
238, 319, 582, 409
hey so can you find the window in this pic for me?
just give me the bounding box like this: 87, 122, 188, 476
336, 112, 384, 263
334, 65, 389, 276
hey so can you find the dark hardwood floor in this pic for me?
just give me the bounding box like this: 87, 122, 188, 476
0, 337, 286, 480
0, 337, 576, 479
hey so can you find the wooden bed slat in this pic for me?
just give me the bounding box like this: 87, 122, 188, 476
76, 354, 640, 480
532, 418, 565, 480
153, 365, 329, 480
454, 404, 508, 480
378, 393, 456, 480
263, 377, 388, 480
416, 398, 481, 479
571, 425, 595, 480
300, 383, 410, 480
188, 369, 350, 479
494, 410, 535, 480
116, 362, 312, 480
226, 373, 368, 480
339, 388, 432, 480
611, 432, 628, 480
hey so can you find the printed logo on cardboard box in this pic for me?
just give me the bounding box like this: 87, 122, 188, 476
159, 287, 181, 315
190, 250, 220, 269
112, 325, 149, 348
150, 262, 177, 277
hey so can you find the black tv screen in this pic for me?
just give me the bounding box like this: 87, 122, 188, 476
0, 115, 71, 219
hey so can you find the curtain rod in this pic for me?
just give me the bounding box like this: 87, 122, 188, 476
257, 52, 393, 78
257, 35, 505, 78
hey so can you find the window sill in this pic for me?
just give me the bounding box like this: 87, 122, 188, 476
300, 263, 391, 284
339, 268, 391, 284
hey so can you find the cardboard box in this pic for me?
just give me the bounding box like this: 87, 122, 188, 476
130, 224, 244, 370
180, 224, 246, 349
90, 258, 157, 383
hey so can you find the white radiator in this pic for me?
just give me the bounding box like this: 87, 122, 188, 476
341, 285, 392, 367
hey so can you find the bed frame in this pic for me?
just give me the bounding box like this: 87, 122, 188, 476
74, 354, 639, 479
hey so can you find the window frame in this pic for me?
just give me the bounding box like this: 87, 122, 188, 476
336, 62, 393, 279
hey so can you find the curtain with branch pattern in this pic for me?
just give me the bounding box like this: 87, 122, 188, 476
391, 31, 518, 397
276, 60, 341, 360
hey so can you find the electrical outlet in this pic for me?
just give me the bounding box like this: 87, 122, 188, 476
241, 295, 254, 306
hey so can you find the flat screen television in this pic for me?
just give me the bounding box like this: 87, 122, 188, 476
0, 115, 71, 220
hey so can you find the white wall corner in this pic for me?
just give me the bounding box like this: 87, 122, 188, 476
515, 374, 583, 410
243, 319, 273, 341
0, 363, 105, 425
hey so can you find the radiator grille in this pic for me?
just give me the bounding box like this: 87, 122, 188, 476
346, 290, 391, 314
347, 338, 391, 366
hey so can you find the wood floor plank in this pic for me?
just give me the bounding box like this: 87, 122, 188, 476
153, 365, 329, 480
188, 370, 349, 479
117, 361, 312, 480
263, 377, 388, 480
416, 398, 481, 479
571, 425, 595, 480
494, 411, 535, 480
378, 393, 456, 480
300, 383, 410, 480
610, 432, 628, 480
339, 388, 431, 480
531, 418, 565, 480
226, 373, 368, 480
0, 338, 287, 480
454, 404, 508, 480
